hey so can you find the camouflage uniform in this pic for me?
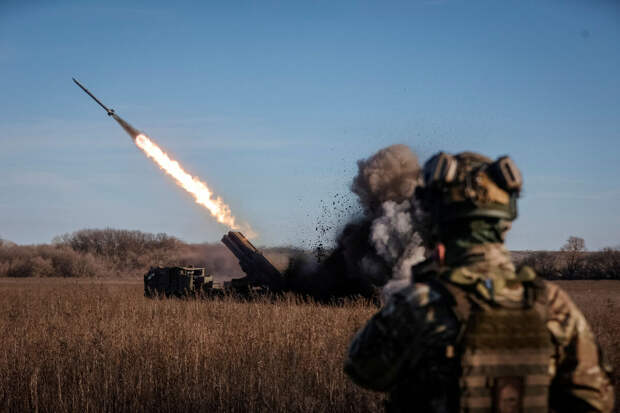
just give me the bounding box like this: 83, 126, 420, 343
344, 152, 614, 412
344, 242, 614, 412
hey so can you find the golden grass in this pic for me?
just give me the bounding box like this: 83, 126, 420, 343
0, 279, 616, 412
0, 279, 381, 412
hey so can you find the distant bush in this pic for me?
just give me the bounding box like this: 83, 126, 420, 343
517, 248, 620, 280
517, 251, 559, 279
0, 244, 105, 278
581, 249, 620, 280
0, 229, 249, 278
53, 228, 179, 263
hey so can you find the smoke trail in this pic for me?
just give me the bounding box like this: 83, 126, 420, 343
134, 134, 255, 237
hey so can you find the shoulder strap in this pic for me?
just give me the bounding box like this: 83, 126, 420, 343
426, 278, 472, 326
517, 264, 545, 300
522, 275, 548, 324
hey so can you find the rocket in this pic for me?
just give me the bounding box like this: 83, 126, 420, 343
72, 78, 115, 116
72, 77, 141, 139
72, 79, 250, 235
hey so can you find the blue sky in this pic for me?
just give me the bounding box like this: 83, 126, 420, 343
1, 0, 618, 250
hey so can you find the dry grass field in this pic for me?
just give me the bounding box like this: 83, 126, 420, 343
0, 278, 381, 412
0, 278, 617, 412
554, 280, 620, 407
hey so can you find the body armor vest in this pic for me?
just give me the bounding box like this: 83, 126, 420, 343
442, 279, 554, 413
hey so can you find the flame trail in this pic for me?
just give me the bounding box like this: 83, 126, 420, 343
70, 78, 254, 236
134, 133, 255, 237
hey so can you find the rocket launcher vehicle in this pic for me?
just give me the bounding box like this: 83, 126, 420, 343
221, 232, 285, 291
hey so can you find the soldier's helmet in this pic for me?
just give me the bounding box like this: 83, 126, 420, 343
417, 151, 523, 224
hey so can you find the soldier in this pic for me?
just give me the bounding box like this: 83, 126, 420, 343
344, 152, 614, 412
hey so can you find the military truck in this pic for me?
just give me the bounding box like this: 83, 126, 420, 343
144, 266, 213, 297
143, 233, 285, 298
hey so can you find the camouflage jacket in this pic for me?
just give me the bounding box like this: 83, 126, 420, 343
344, 243, 614, 413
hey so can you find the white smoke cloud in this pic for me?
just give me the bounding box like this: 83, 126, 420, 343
369, 200, 427, 303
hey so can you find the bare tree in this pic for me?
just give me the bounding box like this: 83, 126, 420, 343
561, 236, 586, 278
561, 236, 586, 252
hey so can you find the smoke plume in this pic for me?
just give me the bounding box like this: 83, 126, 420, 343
285, 144, 428, 301
351, 144, 422, 215
370, 200, 427, 302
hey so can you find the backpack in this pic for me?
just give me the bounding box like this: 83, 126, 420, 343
436, 276, 554, 413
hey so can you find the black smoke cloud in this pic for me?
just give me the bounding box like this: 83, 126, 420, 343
284, 144, 429, 301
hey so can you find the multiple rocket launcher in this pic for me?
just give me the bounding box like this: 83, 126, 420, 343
221, 231, 284, 290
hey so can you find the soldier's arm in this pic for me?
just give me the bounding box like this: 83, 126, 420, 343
545, 282, 615, 413
343, 283, 439, 391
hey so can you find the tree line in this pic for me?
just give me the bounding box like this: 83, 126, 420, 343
517, 236, 620, 280
0, 229, 245, 278
0, 231, 619, 280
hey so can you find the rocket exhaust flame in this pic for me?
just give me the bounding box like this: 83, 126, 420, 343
72, 77, 254, 236
133, 133, 253, 235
